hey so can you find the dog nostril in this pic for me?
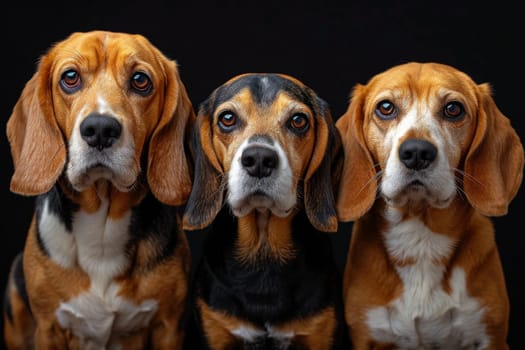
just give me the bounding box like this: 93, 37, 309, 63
398, 139, 437, 170
80, 114, 122, 151
241, 146, 279, 178
241, 155, 256, 168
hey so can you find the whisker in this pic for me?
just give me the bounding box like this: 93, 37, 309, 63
352, 162, 383, 199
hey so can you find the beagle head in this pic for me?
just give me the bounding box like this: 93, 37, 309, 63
6, 30, 194, 205
183, 73, 340, 232
336, 62, 524, 220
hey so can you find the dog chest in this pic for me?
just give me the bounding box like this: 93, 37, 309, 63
39, 194, 161, 345
38, 195, 132, 287
55, 282, 158, 348
365, 214, 490, 349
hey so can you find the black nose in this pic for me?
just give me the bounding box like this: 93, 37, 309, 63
241, 145, 279, 178
80, 114, 122, 151
398, 139, 437, 170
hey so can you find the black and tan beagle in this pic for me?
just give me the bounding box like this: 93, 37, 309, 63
3, 30, 194, 349
182, 73, 348, 349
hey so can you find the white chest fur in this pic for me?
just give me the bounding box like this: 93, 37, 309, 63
56, 283, 158, 349
365, 209, 489, 349
39, 197, 158, 347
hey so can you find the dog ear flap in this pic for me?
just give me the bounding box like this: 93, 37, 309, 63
148, 58, 195, 206
335, 84, 377, 222
182, 108, 224, 231
304, 98, 340, 232
464, 83, 524, 217
7, 57, 66, 196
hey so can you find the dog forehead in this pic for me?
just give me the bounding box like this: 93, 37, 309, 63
50, 31, 159, 69
210, 74, 313, 111
366, 62, 478, 100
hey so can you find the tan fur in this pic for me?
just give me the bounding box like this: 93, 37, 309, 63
183, 73, 344, 349
337, 62, 523, 349
4, 30, 195, 349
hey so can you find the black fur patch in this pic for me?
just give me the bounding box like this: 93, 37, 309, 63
200, 74, 326, 120
195, 207, 344, 336
129, 192, 184, 272
35, 185, 79, 256
3, 252, 31, 323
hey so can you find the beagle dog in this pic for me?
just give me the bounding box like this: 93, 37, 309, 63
3, 31, 194, 349
182, 73, 348, 349
336, 62, 524, 349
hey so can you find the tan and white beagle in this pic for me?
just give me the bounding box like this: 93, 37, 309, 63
3, 30, 194, 349
336, 62, 524, 349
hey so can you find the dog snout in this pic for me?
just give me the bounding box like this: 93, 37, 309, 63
80, 114, 122, 151
241, 145, 279, 178
398, 139, 437, 170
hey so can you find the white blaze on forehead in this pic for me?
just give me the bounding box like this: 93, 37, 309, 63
97, 95, 117, 116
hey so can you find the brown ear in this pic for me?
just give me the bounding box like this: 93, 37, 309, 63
147, 58, 195, 206
182, 109, 224, 231
6, 58, 66, 196
464, 83, 524, 216
304, 97, 339, 232
335, 84, 377, 222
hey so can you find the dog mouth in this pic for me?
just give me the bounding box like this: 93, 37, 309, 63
382, 179, 454, 209
228, 190, 294, 218
67, 162, 138, 193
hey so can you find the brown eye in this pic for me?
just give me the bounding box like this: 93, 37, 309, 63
60, 69, 81, 93
443, 101, 465, 120
287, 113, 309, 134
130, 72, 152, 95
375, 100, 397, 120
218, 111, 238, 132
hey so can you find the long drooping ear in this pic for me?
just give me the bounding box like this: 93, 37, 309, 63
182, 107, 224, 231
464, 83, 524, 216
6, 57, 66, 196
147, 58, 195, 206
304, 97, 339, 232
335, 84, 377, 222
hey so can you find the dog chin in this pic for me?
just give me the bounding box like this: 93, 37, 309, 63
382, 183, 455, 209
230, 194, 293, 218
68, 167, 137, 193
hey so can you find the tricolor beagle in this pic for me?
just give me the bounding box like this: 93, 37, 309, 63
3, 31, 194, 349
336, 62, 524, 349
182, 73, 349, 349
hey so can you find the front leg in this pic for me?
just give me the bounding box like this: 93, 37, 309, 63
33, 321, 70, 350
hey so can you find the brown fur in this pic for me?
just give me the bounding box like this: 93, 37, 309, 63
183, 73, 346, 349
337, 62, 523, 349
3, 30, 194, 349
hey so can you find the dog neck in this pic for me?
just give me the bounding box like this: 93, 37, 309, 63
362, 195, 490, 267
59, 177, 148, 219
234, 208, 297, 264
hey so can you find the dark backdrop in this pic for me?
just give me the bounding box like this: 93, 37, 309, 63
1, 2, 523, 349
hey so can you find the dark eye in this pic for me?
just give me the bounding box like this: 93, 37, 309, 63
287, 113, 309, 134
218, 111, 238, 132
130, 72, 152, 95
443, 101, 465, 120
375, 100, 397, 120
60, 69, 81, 93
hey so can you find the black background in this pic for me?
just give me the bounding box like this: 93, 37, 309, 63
1, 2, 523, 349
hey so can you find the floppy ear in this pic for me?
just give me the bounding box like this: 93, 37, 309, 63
464, 83, 524, 216
304, 97, 340, 232
335, 84, 377, 222
147, 58, 195, 206
182, 106, 225, 231
6, 57, 66, 196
